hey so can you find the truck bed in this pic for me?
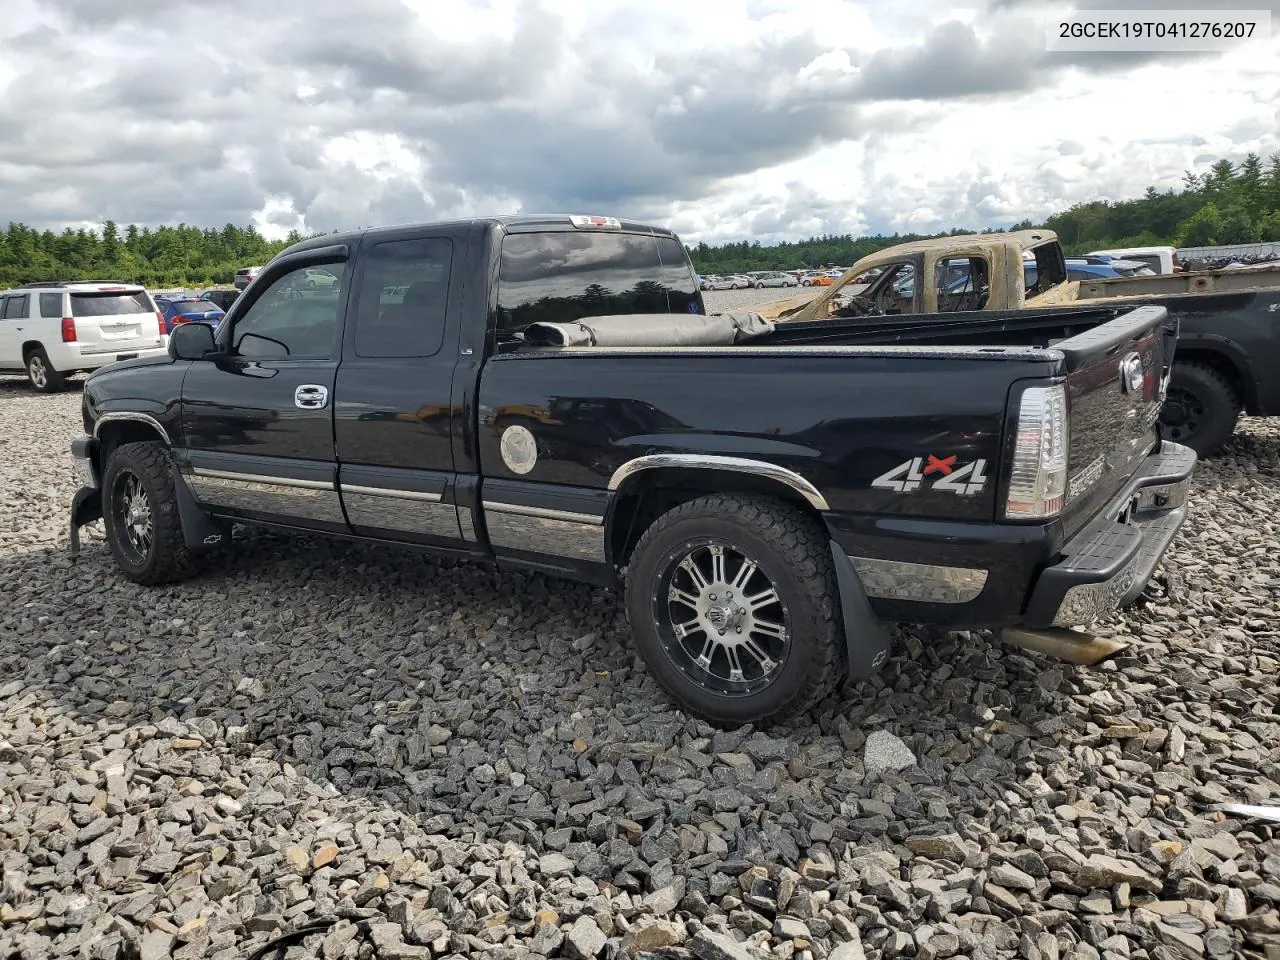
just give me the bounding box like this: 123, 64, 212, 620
1041, 263, 1280, 304
492, 304, 1174, 549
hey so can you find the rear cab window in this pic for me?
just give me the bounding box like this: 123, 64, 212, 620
935, 255, 990, 312
70, 291, 152, 317
351, 237, 453, 358
495, 230, 702, 339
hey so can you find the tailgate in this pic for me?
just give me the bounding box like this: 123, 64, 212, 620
70, 290, 163, 354
1054, 304, 1175, 538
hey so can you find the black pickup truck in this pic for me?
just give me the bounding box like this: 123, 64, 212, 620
68, 215, 1195, 725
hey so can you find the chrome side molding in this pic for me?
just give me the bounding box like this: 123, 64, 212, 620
849, 556, 988, 604
482, 500, 605, 563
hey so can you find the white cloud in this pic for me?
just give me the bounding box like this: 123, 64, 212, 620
0, 0, 1276, 243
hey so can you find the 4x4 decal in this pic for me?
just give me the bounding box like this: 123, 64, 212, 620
871, 456, 989, 495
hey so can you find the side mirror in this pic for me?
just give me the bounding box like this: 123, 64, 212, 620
169, 321, 217, 361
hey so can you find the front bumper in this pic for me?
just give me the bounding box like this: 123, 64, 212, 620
1023, 440, 1196, 628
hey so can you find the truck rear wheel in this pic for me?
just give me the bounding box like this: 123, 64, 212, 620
102, 441, 201, 585
624, 493, 842, 726
1161, 361, 1240, 456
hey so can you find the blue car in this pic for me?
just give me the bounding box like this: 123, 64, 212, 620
160, 297, 225, 334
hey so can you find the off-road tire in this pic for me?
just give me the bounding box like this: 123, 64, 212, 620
26, 347, 65, 393
625, 493, 843, 726
102, 441, 201, 585
1162, 361, 1241, 457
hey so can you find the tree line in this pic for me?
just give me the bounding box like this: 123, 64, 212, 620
0, 222, 305, 289
2, 153, 1278, 287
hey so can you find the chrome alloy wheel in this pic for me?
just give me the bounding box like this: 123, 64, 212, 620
652, 539, 791, 696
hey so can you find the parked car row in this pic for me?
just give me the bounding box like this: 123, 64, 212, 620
0, 279, 247, 391
0, 281, 169, 392
698, 270, 825, 290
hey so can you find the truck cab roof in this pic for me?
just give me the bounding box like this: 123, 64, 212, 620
277, 215, 683, 261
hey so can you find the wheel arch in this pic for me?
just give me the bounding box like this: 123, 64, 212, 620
605, 455, 829, 570
1173, 338, 1257, 414
93, 413, 172, 472
22, 340, 46, 359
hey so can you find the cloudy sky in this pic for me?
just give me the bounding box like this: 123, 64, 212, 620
1, 0, 1277, 245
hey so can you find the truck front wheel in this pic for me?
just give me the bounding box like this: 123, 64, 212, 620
624, 493, 842, 726
1161, 361, 1240, 457
102, 441, 201, 585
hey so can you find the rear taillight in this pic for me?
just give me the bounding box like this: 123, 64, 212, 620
156, 311, 165, 336
61, 317, 77, 342
1005, 384, 1069, 520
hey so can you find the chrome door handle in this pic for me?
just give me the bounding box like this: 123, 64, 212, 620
294, 384, 329, 409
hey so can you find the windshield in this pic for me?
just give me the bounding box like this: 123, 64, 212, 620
69, 292, 152, 316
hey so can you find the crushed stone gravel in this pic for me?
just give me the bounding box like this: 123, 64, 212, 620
0, 377, 1277, 960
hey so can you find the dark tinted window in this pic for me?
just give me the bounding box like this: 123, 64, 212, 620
232, 262, 345, 360
70, 292, 151, 317
496, 231, 694, 335
353, 238, 452, 358
39, 293, 62, 317
3, 295, 29, 319
173, 300, 218, 315
655, 236, 701, 316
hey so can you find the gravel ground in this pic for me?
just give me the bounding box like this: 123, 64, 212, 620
702, 288, 821, 314
1, 376, 1278, 960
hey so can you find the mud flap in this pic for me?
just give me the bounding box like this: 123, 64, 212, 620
830, 543, 892, 679
69, 487, 103, 557
171, 464, 228, 550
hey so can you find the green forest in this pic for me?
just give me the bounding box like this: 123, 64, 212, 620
0, 222, 305, 289
1, 153, 1279, 288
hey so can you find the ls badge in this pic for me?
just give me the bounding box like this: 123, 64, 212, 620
871, 455, 989, 496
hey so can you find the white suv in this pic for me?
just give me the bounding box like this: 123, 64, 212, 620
0, 282, 168, 392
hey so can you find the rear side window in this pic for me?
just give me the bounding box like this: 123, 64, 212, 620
496, 231, 694, 335
936, 256, 989, 312
39, 293, 62, 317
2, 295, 29, 319
352, 238, 452, 358
70, 292, 152, 317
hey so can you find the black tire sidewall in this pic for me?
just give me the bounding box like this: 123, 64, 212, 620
27, 349, 62, 393
102, 447, 168, 580
626, 509, 834, 724
1165, 363, 1239, 456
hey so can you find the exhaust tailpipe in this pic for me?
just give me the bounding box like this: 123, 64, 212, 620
999, 627, 1129, 666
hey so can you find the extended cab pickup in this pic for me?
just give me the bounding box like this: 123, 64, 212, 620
68, 215, 1195, 725
760, 230, 1280, 456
